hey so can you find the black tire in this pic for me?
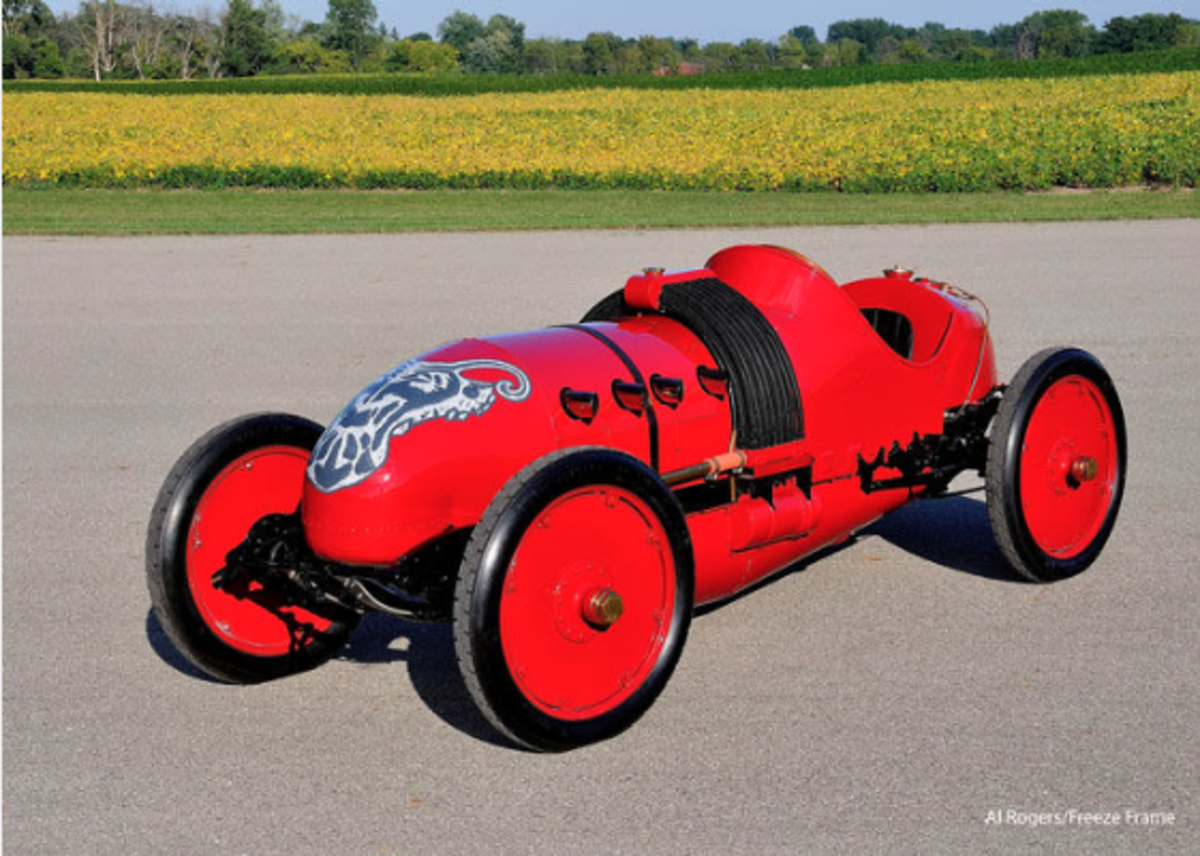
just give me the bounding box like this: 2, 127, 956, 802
147, 413, 358, 683
454, 448, 694, 752
987, 348, 1127, 583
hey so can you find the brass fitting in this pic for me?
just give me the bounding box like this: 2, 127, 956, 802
1071, 456, 1100, 483
584, 589, 624, 628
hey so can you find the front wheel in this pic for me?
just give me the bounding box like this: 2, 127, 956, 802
987, 348, 1127, 583
147, 413, 357, 683
454, 448, 694, 752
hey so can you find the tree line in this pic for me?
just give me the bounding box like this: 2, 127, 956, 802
4, 1, 1198, 81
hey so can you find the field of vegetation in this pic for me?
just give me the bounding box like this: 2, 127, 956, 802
5, 70, 1198, 193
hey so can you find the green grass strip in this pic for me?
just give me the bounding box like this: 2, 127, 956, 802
3, 188, 1197, 236
5, 48, 1198, 97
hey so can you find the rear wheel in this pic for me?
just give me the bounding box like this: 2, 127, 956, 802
455, 448, 694, 751
987, 348, 1127, 583
147, 413, 357, 683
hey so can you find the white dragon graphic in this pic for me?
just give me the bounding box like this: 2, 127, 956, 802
307, 358, 531, 493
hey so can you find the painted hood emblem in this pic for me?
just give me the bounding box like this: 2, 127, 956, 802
307, 358, 531, 493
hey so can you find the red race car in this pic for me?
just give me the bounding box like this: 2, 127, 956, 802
147, 245, 1126, 751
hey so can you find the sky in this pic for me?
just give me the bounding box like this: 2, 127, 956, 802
41, 1, 1200, 42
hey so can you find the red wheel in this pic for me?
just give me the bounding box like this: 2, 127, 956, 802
147, 414, 357, 682
987, 348, 1127, 582
455, 448, 693, 751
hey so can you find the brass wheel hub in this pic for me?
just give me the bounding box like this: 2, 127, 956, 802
1071, 455, 1099, 484
583, 589, 624, 629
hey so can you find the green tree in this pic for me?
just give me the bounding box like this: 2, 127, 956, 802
581, 31, 618, 75
561, 40, 586, 74
260, 0, 291, 45
384, 37, 412, 69
613, 42, 643, 74
875, 35, 901, 63
486, 14, 524, 55
776, 33, 807, 69
637, 35, 679, 72
437, 10, 484, 54
2, 33, 32, 77
833, 38, 864, 66
3, 0, 54, 37
1096, 16, 1138, 53
462, 29, 517, 73
295, 18, 323, 40
828, 18, 913, 59
162, 12, 218, 80
787, 25, 818, 47
3, 0, 64, 78
461, 13, 524, 73
524, 37, 559, 73
736, 38, 771, 70
925, 27, 979, 62
1096, 14, 1188, 54
701, 41, 738, 71
1014, 10, 1093, 59
957, 44, 992, 63
898, 38, 929, 63
222, 0, 272, 77
269, 36, 350, 73
988, 23, 1018, 56
408, 39, 456, 71
323, 0, 377, 68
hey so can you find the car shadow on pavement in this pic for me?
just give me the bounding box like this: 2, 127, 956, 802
862, 494, 1023, 583
144, 606, 516, 747
696, 495, 1021, 618
143, 494, 1021, 747
336, 613, 517, 749
144, 610, 224, 683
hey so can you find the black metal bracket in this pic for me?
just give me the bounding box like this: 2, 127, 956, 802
857, 388, 1002, 496
214, 512, 459, 623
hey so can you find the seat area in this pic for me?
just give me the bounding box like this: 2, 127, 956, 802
841, 278, 955, 363
860, 309, 915, 360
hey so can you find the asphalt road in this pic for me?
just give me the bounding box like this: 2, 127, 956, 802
4, 222, 1198, 854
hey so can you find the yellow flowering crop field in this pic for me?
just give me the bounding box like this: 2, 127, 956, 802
4, 72, 1198, 191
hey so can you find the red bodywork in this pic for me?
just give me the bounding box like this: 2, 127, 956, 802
302, 245, 995, 606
